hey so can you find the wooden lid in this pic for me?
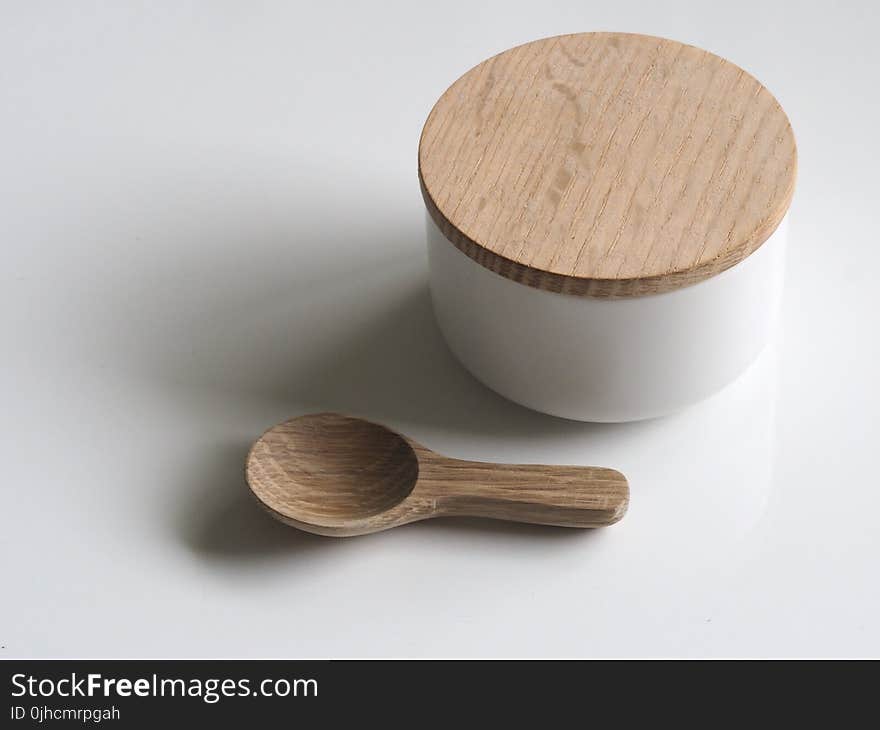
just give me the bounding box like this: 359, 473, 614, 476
419, 32, 797, 297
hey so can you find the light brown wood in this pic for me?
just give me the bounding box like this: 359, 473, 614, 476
246, 413, 628, 536
419, 32, 797, 297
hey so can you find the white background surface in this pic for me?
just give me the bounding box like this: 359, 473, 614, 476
2, 0, 878, 658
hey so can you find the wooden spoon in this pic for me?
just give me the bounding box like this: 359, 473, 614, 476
245, 413, 629, 537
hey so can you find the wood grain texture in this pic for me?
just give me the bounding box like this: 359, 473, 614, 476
419, 32, 797, 297
246, 413, 628, 536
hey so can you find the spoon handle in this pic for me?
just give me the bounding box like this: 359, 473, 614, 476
416, 457, 629, 528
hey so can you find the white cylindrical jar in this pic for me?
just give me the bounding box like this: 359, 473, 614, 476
427, 211, 787, 422
419, 32, 796, 422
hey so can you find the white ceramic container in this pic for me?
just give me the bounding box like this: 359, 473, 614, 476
427, 211, 787, 422
419, 32, 797, 422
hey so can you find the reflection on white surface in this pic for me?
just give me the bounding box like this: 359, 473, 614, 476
616, 336, 779, 550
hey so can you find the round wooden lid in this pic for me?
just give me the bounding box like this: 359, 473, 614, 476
419, 32, 797, 297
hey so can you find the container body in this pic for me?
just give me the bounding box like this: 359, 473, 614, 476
426, 213, 788, 422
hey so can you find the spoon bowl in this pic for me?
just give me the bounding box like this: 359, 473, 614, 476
246, 413, 628, 536
247, 414, 419, 523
